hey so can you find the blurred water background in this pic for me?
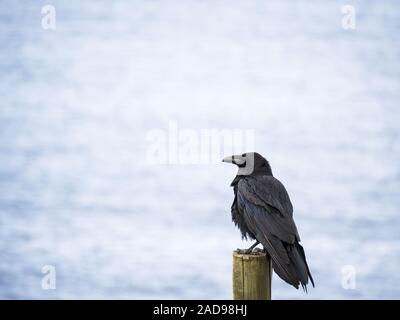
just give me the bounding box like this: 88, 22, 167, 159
0, 0, 399, 299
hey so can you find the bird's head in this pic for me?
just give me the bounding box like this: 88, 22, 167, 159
222, 152, 272, 176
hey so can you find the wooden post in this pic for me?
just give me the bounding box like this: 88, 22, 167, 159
232, 248, 272, 300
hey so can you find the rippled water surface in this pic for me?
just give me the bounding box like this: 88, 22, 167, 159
0, 0, 399, 299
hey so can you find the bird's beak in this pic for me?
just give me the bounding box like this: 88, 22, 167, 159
222, 155, 246, 165
222, 156, 233, 163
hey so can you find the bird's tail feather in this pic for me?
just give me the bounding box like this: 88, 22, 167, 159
266, 240, 314, 290
284, 241, 314, 290
294, 242, 315, 288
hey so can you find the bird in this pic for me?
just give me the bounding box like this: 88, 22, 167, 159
223, 152, 314, 291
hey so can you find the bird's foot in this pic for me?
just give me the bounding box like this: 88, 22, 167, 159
238, 240, 260, 254
236, 248, 252, 254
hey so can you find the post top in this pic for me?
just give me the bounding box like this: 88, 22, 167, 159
233, 248, 267, 259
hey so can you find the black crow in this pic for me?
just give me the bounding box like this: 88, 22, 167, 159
223, 152, 314, 290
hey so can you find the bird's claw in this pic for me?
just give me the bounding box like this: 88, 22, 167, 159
236, 248, 255, 254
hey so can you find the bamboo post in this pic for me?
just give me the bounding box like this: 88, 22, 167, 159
232, 248, 272, 300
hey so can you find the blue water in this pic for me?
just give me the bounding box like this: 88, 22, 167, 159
0, 0, 399, 299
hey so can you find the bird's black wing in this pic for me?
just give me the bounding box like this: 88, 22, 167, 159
237, 175, 300, 243
236, 175, 312, 288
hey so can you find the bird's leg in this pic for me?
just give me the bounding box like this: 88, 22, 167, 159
245, 240, 260, 254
